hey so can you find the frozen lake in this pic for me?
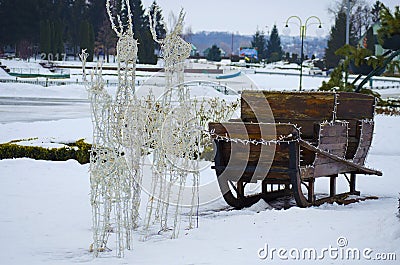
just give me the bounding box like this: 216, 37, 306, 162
0, 96, 90, 123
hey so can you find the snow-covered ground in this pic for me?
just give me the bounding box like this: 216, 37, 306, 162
0, 61, 399, 264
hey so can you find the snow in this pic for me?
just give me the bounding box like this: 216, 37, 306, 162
247, 72, 326, 91
0, 68, 13, 78
0, 83, 88, 99
0, 60, 399, 264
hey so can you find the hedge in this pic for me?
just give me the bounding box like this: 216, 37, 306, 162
0, 139, 91, 164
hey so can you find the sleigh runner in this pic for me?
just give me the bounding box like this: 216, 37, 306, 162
209, 91, 382, 208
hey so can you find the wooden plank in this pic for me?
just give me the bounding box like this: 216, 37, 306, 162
319, 123, 348, 138
308, 179, 315, 202
353, 121, 374, 165
300, 148, 316, 165
220, 148, 291, 168
314, 162, 354, 177
316, 122, 348, 159
347, 120, 359, 137
350, 173, 357, 193
208, 122, 298, 141
264, 173, 291, 182
300, 166, 314, 180
336, 92, 375, 120
241, 91, 335, 122
315, 155, 346, 166
330, 175, 337, 196
317, 143, 347, 152
316, 136, 348, 144
213, 166, 291, 182
298, 139, 382, 176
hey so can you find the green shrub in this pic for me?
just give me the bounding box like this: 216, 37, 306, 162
0, 139, 92, 164
377, 4, 400, 45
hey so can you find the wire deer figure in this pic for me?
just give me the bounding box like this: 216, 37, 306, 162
143, 7, 199, 240
87, 0, 141, 257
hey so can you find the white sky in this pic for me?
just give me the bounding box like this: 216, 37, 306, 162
142, 0, 399, 36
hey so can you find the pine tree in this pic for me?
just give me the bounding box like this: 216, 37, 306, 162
365, 27, 375, 55
371, 1, 382, 22
40, 20, 51, 59
96, 17, 118, 63
206, 45, 222, 62
88, 22, 95, 62
325, 10, 357, 69
149, 1, 167, 52
53, 19, 65, 59
251, 30, 267, 61
266, 25, 283, 63
131, 0, 157, 64
0, 0, 41, 47
80, 20, 95, 61
70, 0, 89, 58
88, 0, 106, 35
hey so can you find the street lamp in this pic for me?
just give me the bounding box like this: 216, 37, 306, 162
284, 16, 322, 91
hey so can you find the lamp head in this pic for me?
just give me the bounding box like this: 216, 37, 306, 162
282, 24, 290, 35
316, 24, 324, 36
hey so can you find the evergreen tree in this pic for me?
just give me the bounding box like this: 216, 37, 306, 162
0, 0, 41, 47
88, 0, 106, 35
96, 17, 118, 63
365, 26, 376, 55
131, 0, 157, 64
88, 22, 95, 61
266, 25, 283, 63
80, 20, 95, 61
206, 45, 222, 62
53, 19, 65, 59
325, 10, 357, 69
69, 0, 89, 58
39, 18, 65, 60
371, 1, 382, 22
149, 1, 167, 52
40, 20, 51, 59
251, 30, 267, 60
0, 0, 158, 63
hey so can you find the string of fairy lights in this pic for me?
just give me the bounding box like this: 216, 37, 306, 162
86, 1, 238, 257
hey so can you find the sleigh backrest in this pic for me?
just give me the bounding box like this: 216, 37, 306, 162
240, 91, 376, 161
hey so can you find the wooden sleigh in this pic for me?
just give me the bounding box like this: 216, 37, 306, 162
209, 91, 382, 208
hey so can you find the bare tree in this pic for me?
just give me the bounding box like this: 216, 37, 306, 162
168, 11, 177, 32
327, 0, 373, 41
352, 5, 372, 40
182, 25, 193, 42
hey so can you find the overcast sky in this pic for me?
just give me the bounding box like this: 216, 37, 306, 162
141, 0, 399, 36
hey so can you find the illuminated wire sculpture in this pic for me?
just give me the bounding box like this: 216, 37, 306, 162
87, 0, 139, 257
143, 7, 198, 239
86, 1, 239, 257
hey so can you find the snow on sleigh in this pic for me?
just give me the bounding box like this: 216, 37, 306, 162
208, 91, 382, 208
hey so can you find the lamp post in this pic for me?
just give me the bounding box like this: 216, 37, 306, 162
284, 16, 322, 91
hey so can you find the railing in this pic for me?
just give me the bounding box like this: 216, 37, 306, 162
0, 78, 119, 87
8, 67, 71, 78
0, 78, 239, 95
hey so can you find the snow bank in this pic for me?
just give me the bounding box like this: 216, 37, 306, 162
1, 158, 398, 265
0, 83, 88, 99
0, 118, 93, 144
